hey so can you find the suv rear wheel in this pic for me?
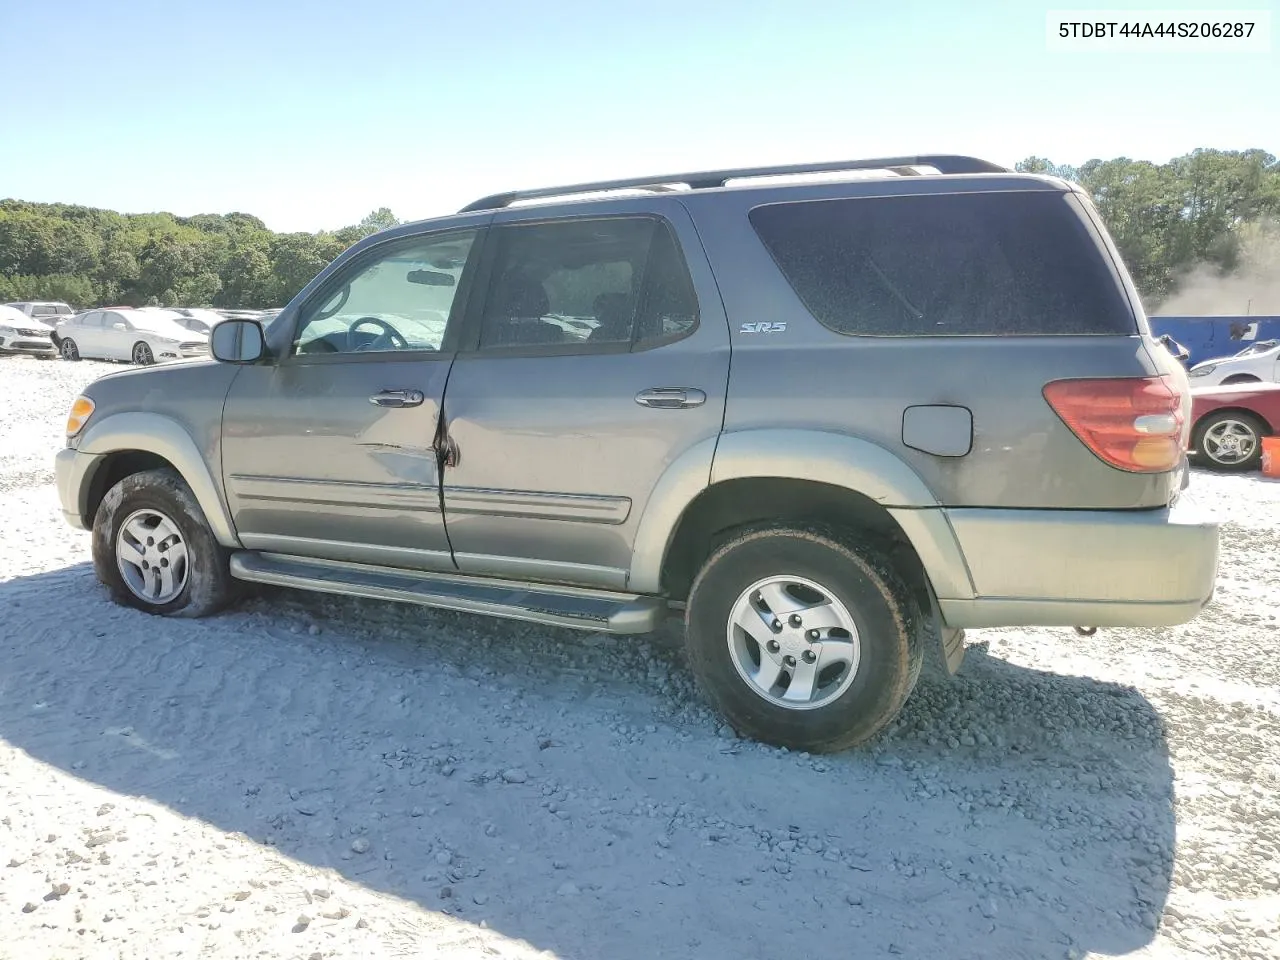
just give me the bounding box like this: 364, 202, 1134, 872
91, 467, 236, 617
684, 524, 922, 753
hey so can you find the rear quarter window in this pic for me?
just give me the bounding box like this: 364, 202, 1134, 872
748, 191, 1136, 336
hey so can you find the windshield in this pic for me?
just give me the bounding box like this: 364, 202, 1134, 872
131, 314, 200, 337
1233, 339, 1278, 357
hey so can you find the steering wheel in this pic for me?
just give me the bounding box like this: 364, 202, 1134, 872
350, 316, 408, 352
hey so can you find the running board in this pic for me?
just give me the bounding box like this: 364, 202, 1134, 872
228, 551, 668, 634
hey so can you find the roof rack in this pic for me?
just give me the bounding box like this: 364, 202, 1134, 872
459, 154, 1009, 213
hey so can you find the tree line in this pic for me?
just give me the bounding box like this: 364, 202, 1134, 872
2, 148, 1277, 312
0, 204, 400, 309
1015, 148, 1278, 309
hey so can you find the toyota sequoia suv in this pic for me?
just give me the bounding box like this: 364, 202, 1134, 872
54, 155, 1219, 752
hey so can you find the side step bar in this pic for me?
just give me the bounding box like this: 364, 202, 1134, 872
229, 551, 670, 635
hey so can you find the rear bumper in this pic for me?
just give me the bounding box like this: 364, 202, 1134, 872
934, 501, 1219, 629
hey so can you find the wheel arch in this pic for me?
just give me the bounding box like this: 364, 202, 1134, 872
629, 429, 974, 607
77, 412, 239, 547
1195, 405, 1274, 438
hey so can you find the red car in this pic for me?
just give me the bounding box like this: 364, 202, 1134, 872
1189, 381, 1280, 471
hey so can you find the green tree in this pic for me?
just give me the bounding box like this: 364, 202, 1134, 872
335, 207, 401, 246
1016, 148, 1280, 306
269, 233, 344, 304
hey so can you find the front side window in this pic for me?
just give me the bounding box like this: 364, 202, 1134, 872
293, 230, 477, 356
478, 217, 699, 351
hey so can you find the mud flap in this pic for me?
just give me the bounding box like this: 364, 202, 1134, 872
941, 626, 966, 674
919, 585, 966, 679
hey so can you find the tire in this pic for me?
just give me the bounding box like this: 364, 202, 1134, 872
91, 468, 236, 618
60, 338, 80, 361
1193, 410, 1267, 472
132, 341, 155, 365
684, 523, 922, 753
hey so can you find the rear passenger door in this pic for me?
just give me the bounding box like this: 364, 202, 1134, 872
439, 200, 730, 589
73, 311, 105, 358
100, 311, 133, 361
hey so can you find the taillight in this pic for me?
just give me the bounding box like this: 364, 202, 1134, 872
1042, 375, 1185, 473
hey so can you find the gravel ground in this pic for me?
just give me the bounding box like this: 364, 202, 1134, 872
1, 355, 1277, 960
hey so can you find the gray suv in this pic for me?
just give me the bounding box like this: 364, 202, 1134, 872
54, 155, 1220, 752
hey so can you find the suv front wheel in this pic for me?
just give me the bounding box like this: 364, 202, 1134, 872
91, 467, 236, 618
684, 524, 922, 753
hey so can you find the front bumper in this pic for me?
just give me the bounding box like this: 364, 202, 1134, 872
0, 336, 56, 355
935, 500, 1219, 629
154, 349, 210, 361
55, 446, 103, 531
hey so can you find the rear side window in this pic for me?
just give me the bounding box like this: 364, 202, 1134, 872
478, 216, 699, 352
749, 191, 1135, 336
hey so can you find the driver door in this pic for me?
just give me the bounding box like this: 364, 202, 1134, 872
220, 227, 481, 571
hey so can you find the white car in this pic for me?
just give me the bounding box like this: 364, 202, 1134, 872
1187, 340, 1280, 386
0, 304, 57, 358
54, 308, 209, 365
162, 307, 229, 337
4, 300, 75, 323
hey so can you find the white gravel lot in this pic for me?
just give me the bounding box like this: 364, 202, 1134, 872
0, 355, 1277, 960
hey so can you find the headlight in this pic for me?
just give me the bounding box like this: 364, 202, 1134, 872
0, 325, 14, 336
66, 396, 95, 438
1188, 364, 1216, 378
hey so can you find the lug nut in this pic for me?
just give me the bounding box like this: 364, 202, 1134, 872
789, 614, 803, 627
771, 619, 782, 632
147, 537, 154, 546
808, 629, 819, 640
141, 561, 149, 570
766, 640, 781, 654
783, 655, 796, 667
802, 650, 817, 664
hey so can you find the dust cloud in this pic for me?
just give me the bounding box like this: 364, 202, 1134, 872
1154, 221, 1280, 316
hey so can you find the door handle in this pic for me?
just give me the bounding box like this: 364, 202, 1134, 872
634, 387, 707, 409
369, 389, 425, 408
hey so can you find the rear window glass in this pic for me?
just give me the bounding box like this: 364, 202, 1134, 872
748, 191, 1135, 336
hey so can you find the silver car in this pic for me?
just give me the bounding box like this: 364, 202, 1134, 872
4, 300, 75, 322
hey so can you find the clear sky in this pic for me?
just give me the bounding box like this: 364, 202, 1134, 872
1, 0, 1275, 232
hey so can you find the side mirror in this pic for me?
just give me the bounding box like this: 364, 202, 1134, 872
211, 318, 266, 363
112, 322, 127, 331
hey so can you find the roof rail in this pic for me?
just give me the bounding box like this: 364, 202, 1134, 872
459, 155, 1009, 213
